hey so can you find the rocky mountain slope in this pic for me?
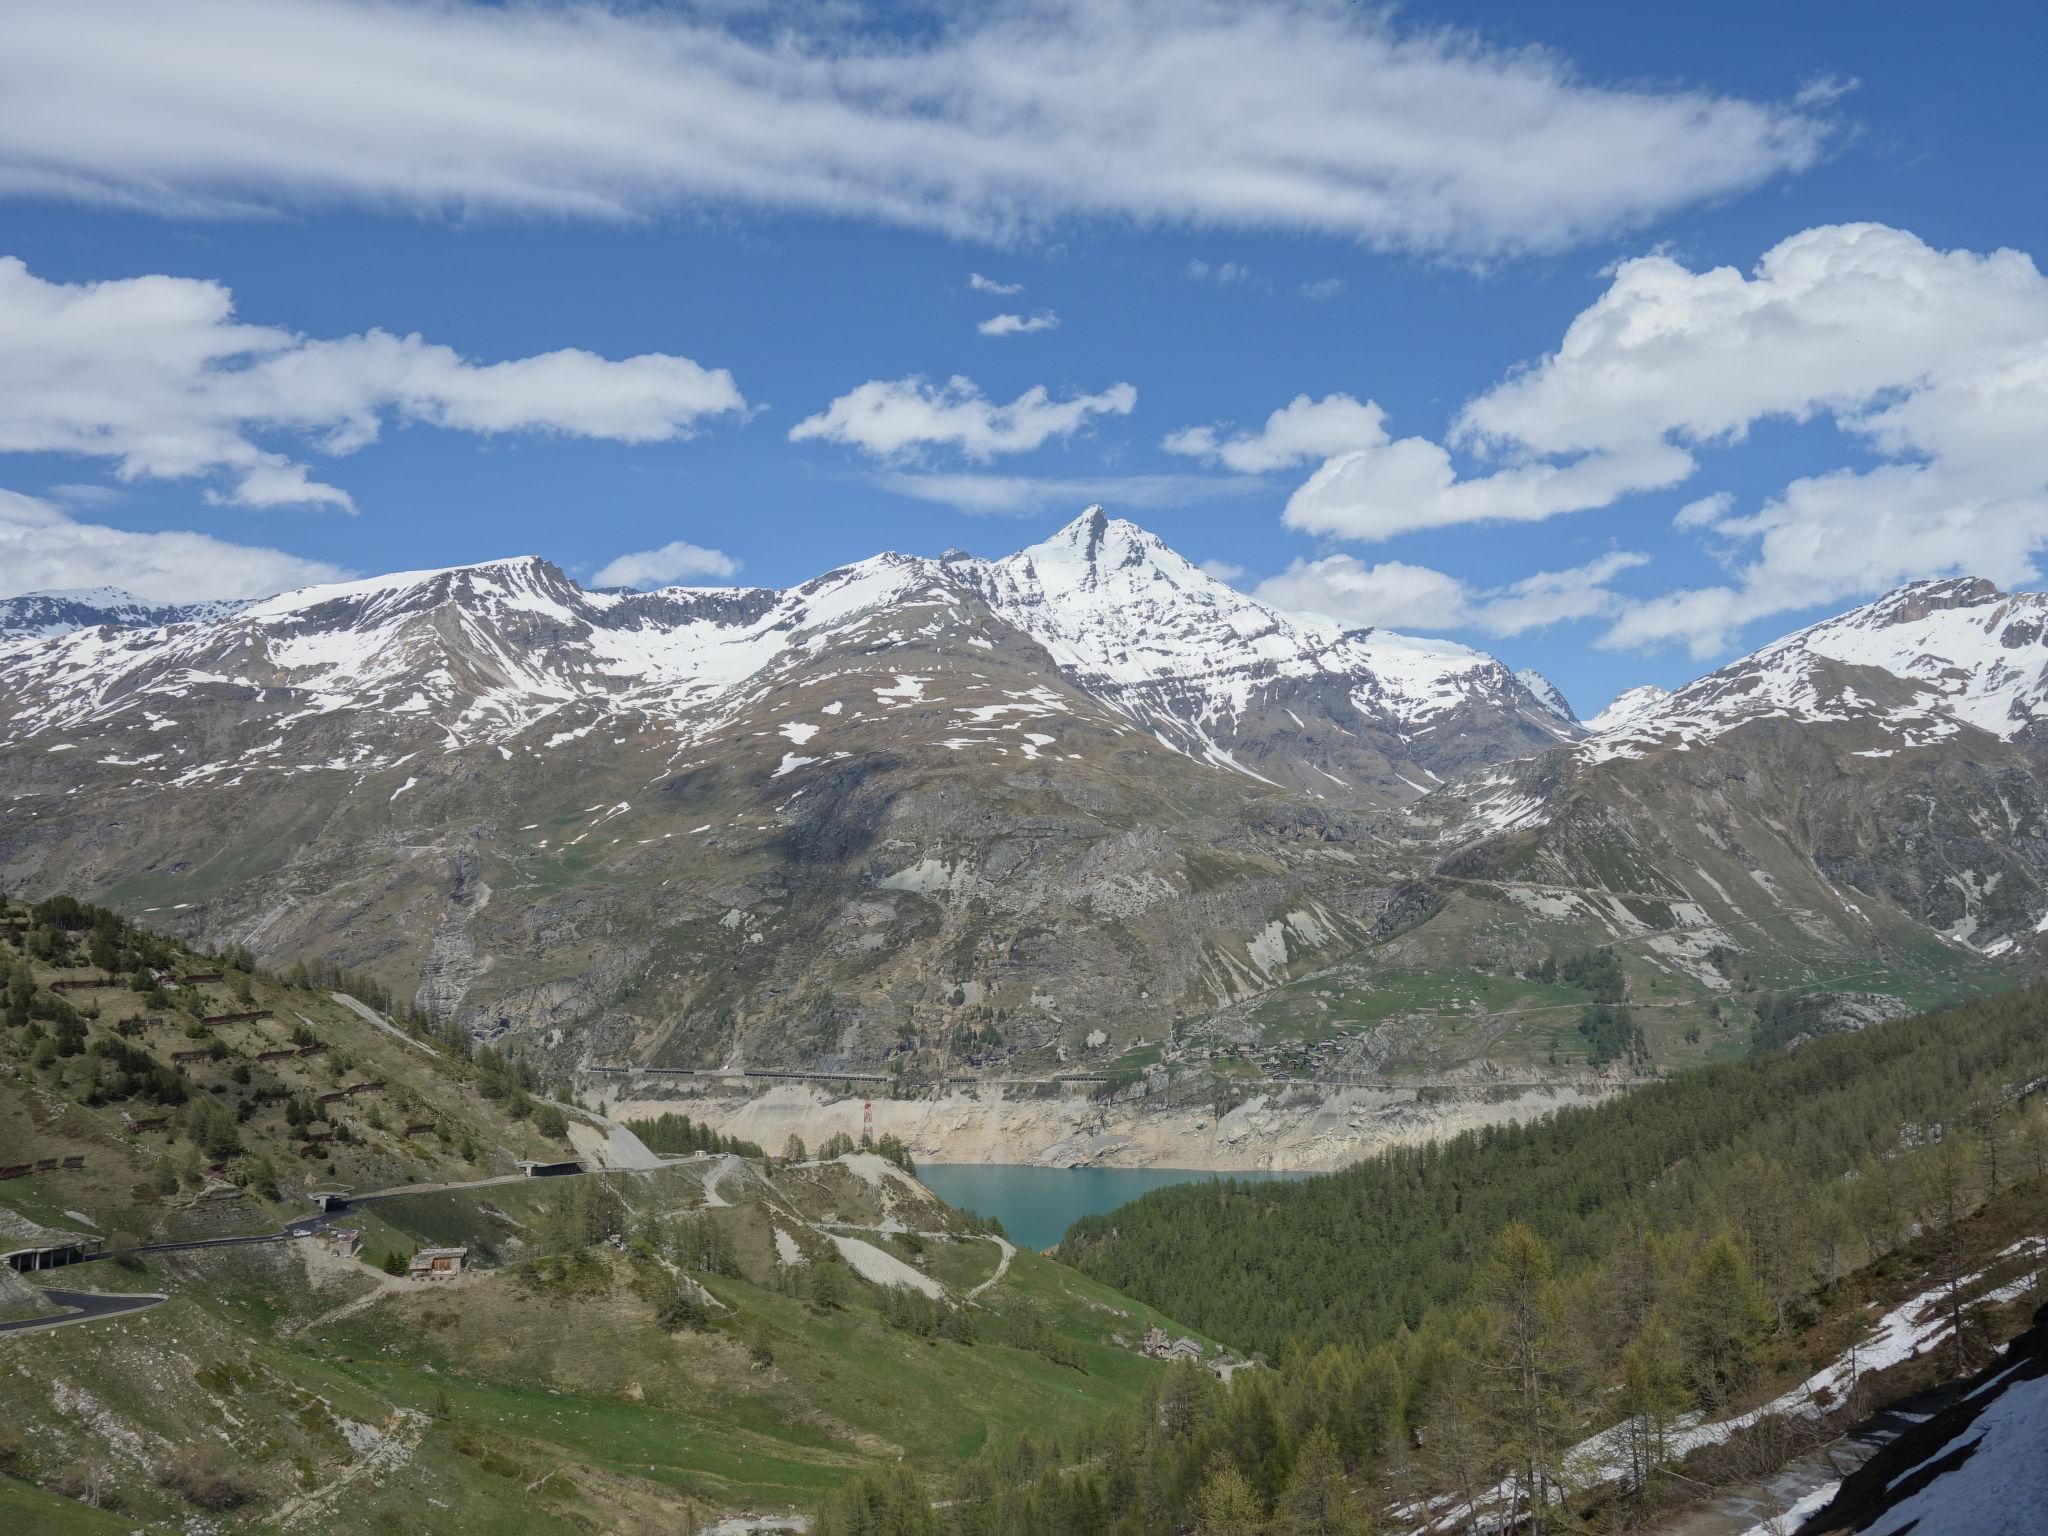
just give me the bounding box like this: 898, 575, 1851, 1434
0, 512, 1572, 1076
1, 518, 2042, 1088
1429, 578, 2048, 984
0, 585, 248, 641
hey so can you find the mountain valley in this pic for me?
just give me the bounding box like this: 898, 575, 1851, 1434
2, 512, 2043, 1168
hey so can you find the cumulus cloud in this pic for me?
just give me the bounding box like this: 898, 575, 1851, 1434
1283, 438, 1692, 541
591, 539, 740, 589
1276, 223, 2048, 654
1671, 492, 1733, 529
977, 311, 1059, 337
0, 2, 1826, 259
790, 376, 1135, 461
1185, 260, 1259, 287
1297, 278, 1346, 302
1474, 551, 1652, 635
0, 256, 744, 511
871, 470, 1264, 517
1253, 550, 1648, 636
1255, 557, 1476, 631
970, 273, 1024, 295
0, 487, 348, 602
1165, 393, 1388, 473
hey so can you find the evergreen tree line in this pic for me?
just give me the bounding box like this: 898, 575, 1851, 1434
1062, 983, 2048, 1359
624, 1111, 765, 1159
812, 986, 2048, 1535
778, 1128, 917, 1173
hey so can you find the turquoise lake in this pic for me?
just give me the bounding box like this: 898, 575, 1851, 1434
917, 1163, 1313, 1251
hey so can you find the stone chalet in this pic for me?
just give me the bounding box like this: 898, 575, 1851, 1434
408, 1246, 468, 1279
1140, 1325, 1205, 1363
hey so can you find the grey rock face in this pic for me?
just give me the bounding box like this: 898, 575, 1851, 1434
2, 521, 2044, 1079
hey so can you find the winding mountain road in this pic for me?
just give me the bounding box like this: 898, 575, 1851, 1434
0, 1288, 167, 1336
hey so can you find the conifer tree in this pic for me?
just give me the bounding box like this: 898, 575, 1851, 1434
1192, 1455, 1263, 1536
1677, 1235, 1769, 1412
1270, 1427, 1370, 1535
1478, 1222, 1573, 1531
1614, 1324, 1689, 1501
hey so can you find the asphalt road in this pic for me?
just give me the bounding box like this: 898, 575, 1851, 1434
0, 1288, 167, 1336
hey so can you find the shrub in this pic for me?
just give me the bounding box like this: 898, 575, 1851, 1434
654, 1275, 709, 1333
155, 1446, 256, 1510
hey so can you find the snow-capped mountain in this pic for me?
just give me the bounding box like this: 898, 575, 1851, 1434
1438, 576, 2048, 967
1585, 578, 2048, 758
0, 586, 250, 642
1513, 669, 1575, 723
0, 510, 1577, 1062
0, 510, 1574, 808
962, 509, 1579, 797
5, 517, 2044, 1078
1581, 683, 1670, 735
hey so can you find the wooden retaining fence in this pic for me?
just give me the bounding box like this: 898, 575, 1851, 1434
0, 1156, 87, 1178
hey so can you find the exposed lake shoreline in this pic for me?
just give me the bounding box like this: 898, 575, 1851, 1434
594, 1077, 1620, 1172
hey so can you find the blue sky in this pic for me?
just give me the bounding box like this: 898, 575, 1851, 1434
2, 1, 2045, 717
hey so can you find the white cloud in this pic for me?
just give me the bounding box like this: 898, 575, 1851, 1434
0, 487, 348, 602
970, 273, 1024, 295
0, 2, 1826, 259
1253, 550, 1648, 635
977, 311, 1059, 337
1185, 260, 1258, 287
1297, 278, 1346, 302
1198, 558, 1246, 581
790, 376, 1135, 461
0, 256, 744, 511
1282, 438, 1692, 541
1164, 392, 1388, 473
1255, 557, 1475, 631
591, 539, 740, 589
871, 470, 1263, 517
1276, 223, 2048, 654
1794, 73, 1859, 109
1671, 492, 1732, 529
45, 482, 125, 509
1474, 551, 1652, 635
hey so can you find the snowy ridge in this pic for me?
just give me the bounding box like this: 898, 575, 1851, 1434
961, 508, 1576, 777
0, 510, 1575, 799
0, 587, 251, 643
0, 552, 949, 785
1513, 668, 1575, 722
1581, 683, 1670, 735
1585, 579, 2048, 760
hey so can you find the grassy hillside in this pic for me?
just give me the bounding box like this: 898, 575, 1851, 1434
1, 1130, 1217, 1530
0, 894, 594, 1253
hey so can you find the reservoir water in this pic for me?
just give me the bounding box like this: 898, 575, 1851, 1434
917, 1163, 1314, 1251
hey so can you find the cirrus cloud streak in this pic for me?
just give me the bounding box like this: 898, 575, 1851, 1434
0, 0, 1829, 260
